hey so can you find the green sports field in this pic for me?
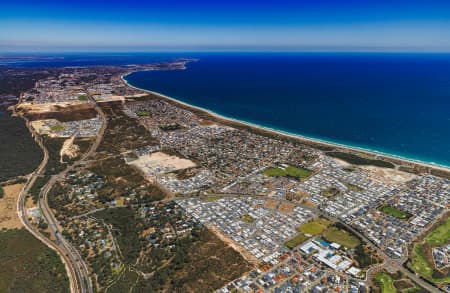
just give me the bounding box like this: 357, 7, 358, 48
297, 218, 332, 236
323, 227, 360, 249
285, 233, 308, 249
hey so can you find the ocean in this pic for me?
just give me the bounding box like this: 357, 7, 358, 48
124, 53, 450, 167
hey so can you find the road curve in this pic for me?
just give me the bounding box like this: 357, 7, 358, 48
16, 98, 107, 293
16, 116, 82, 293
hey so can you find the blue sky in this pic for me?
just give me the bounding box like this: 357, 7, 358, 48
1, 0, 450, 52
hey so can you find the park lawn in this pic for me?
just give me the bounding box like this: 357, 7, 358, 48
297, 218, 333, 236
323, 227, 360, 249
136, 111, 151, 117
285, 233, 308, 249
78, 95, 88, 101
379, 205, 412, 220
264, 167, 286, 177
284, 166, 312, 178
201, 195, 222, 202
241, 214, 255, 223
264, 165, 311, 179
49, 124, 66, 131
320, 187, 340, 197
425, 217, 450, 246
375, 272, 397, 293
345, 182, 364, 192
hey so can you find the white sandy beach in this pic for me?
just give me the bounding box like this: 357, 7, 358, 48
121, 73, 450, 174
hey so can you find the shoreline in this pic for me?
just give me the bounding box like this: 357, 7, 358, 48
120, 72, 450, 176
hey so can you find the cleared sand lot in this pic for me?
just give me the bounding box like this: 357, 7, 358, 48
129, 151, 196, 177
360, 165, 416, 185
0, 183, 24, 229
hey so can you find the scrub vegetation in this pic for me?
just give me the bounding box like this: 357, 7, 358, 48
0, 229, 69, 293
0, 114, 43, 181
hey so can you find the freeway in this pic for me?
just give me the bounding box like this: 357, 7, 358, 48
16, 115, 82, 293
16, 97, 107, 293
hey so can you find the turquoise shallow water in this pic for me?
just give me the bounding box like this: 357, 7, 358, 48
125, 53, 450, 167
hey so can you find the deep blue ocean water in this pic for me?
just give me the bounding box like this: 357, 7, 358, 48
124, 53, 450, 167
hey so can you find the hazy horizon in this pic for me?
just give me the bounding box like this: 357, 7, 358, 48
2, 0, 450, 53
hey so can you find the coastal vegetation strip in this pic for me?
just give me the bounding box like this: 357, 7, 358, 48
327, 151, 395, 168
